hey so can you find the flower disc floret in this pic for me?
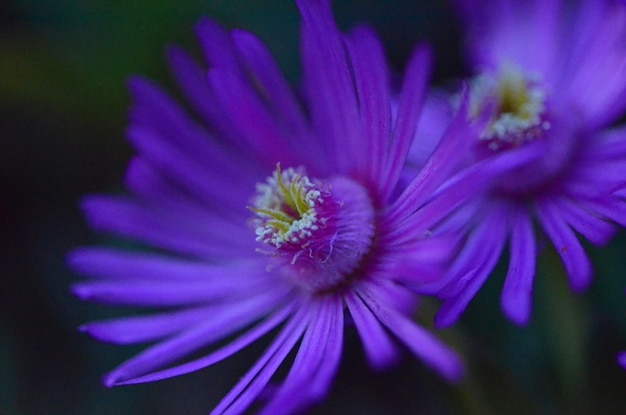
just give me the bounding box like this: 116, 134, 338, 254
470, 64, 550, 151
250, 164, 377, 294
251, 164, 326, 248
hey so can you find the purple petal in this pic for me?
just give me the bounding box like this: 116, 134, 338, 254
563, 0, 626, 127
535, 200, 592, 292
81, 196, 254, 258
297, 0, 359, 172
127, 77, 261, 187
230, 29, 310, 142
384, 89, 471, 224
210, 304, 311, 415
584, 127, 626, 162
435, 202, 509, 327
345, 291, 398, 370
123, 157, 248, 224
384, 142, 541, 246
194, 18, 242, 72
618, 351, 626, 369
342, 25, 391, 198
407, 92, 455, 172
500, 205, 536, 325
127, 76, 252, 176
553, 198, 615, 246
126, 123, 255, 211
68, 247, 256, 281
258, 296, 343, 415
390, 235, 460, 288
207, 68, 298, 169
115, 303, 296, 385
359, 283, 464, 382
165, 45, 224, 129
307, 297, 343, 399
104, 288, 289, 386
79, 306, 216, 344
380, 44, 432, 202
579, 197, 626, 229
455, 0, 561, 77
72, 275, 276, 307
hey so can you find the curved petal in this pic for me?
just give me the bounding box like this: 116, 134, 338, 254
114, 303, 296, 385
81, 196, 254, 258
258, 296, 343, 415
380, 44, 432, 202
500, 204, 536, 325
296, 0, 359, 172
209, 304, 311, 415
434, 201, 509, 327
103, 288, 289, 386
342, 25, 391, 199
359, 283, 464, 382
345, 290, 398, 370
79, 306, 216, 345
535, 199, 592, 292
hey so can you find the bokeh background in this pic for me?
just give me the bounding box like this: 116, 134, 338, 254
2, 1, 626, 414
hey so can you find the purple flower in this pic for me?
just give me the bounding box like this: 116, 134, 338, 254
425, 0, 626, 326
65, 1, 514, 413
619, 351, 626, 369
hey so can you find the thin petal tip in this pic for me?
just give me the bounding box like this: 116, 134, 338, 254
501, 295, 531, 326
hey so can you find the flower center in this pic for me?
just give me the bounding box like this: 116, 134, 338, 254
470, 64, 550, 151
251, 164, 324, 248
250, 164, 375, 293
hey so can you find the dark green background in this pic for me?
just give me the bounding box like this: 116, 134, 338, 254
2, 1, 626, 414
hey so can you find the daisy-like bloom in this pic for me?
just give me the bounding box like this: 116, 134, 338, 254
425, 0, 626, 327
65, 1, 523, 413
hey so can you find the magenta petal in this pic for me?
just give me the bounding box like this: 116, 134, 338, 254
500, 205, 536, 325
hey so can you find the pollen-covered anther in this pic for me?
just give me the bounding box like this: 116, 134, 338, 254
250, 164, 327, 248
249, 164, 376, 293
470, 64, 550, 151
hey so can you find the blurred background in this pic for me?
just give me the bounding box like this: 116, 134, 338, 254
2, 0, 626, 414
